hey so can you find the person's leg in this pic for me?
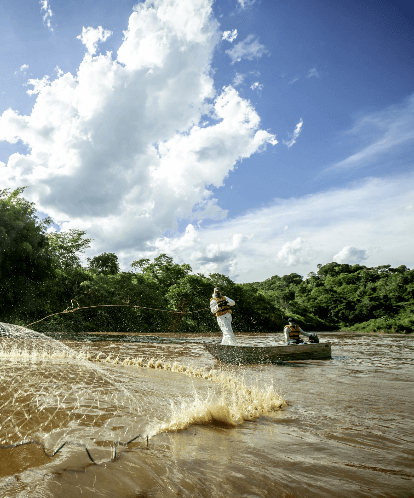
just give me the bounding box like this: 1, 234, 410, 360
218, 314, 236, 345
217, 316, 229, 344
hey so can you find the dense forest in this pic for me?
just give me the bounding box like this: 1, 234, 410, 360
1, 188, 413, 334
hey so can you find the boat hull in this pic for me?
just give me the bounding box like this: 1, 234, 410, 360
204, 342, 332, 364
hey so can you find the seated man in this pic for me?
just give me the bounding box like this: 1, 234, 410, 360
284, 318, 319, 344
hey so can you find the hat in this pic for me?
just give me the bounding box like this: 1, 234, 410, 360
214, 287, 221, 293
288, 317, 295, 322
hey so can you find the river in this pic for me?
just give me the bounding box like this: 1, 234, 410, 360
0, 329, 413, 497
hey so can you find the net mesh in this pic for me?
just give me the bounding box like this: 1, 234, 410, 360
0, 323, 142, 462
0, 322, 286, 468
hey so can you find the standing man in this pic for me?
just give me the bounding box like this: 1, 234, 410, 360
284, 318, 319, 344
210, 287, 236, 345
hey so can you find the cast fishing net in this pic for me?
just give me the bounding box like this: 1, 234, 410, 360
0, 322, 286, 470
0, 322, 143, 463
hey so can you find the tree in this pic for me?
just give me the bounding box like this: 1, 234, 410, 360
43, 229, 92, 314
48, 229, 91, 270
165, 274, 215, 333
88, 252, 120, 275
0, 188, 54, 322
131, 253, 191, 290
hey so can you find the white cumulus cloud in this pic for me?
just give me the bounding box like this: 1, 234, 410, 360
25, 75, 51, 96
225, 34, 269, 64
77, 26, 113, 55
0, 0, 277, 259
276, 237, 313, 267
333, 246, 368, 264
222, 29, 238, 42
156, 228, 250, 276
147, 173, 414, 281
155, 224, 201, 253
283, 118, 303, 148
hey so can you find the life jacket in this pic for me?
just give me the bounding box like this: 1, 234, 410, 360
211, 296, 232, 317
286, 324, 300, 341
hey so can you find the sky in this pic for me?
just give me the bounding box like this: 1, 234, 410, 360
0, 0, 413, 282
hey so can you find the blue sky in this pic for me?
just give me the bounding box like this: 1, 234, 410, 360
0, 0, 413, 282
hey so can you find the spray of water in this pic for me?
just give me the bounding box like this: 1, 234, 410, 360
0, 322, 285, 466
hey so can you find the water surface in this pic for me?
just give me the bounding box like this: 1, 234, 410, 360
0, 331, 413, 497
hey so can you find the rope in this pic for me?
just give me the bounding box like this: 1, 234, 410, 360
25, 300, 211, 328
0, 434, 143, 464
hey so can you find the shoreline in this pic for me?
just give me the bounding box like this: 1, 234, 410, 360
49, 330, 412, 337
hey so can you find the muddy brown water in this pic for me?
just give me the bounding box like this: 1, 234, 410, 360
0, 331, 413, 497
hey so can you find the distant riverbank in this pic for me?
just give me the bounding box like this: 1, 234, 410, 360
43, 329, 412, 340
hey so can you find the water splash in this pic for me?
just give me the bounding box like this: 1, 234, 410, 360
0, 322, 285, 463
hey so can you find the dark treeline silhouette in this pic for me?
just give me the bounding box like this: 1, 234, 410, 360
1, 188, 412, 333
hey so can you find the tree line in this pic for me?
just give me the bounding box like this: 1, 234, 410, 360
1, 188, 412, 334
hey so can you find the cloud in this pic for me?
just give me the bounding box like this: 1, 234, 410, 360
25, 75, 51, 96
0, 0, 277, 259
283, 118, 303, 148
55, 66, 64, 77
222, 29, 237, 42
333, 246, 368, 264
149, 174, 414, 281
40, 0, 54, 32
326, 93, 414, 172
77, 26, 113, 55
156, 228, 251, 276
276, 237, 314, 267
237, 0, 257, 8
250, 81, 263, 94
155, 224, 200, 253
225, 34, 269, 64
307, 67, 319, 78
232, 73, 245, 86
15, 64, 29, 75
289, 76, 300, 85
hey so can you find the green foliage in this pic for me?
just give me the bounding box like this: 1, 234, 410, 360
132, 254, 191, 291
1, 190, 412, 335
165, 274, 217, 333
0, 188, 54, 322
87, 252, 120, 275
48, 229, 91, 270
341, 314, 414, 334
251, 262, 414, 333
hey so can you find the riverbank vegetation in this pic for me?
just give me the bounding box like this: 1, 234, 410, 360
1, 188, 413, 334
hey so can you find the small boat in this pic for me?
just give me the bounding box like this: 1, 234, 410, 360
204, 342, 332, 365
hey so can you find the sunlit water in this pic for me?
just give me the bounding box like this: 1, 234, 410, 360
0, 330, 413, 497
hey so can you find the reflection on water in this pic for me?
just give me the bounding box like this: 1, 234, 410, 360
1, 332, 413, 497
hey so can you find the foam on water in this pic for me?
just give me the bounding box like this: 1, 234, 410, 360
114, 355, 286, 433
0, 322, 285, 470
0, 323, 143, 458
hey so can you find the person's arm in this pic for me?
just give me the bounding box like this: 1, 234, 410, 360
284, 326, 290, 343
224, 296, 235, 306
299, 327, 319, 343
210, 299, 219, 314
